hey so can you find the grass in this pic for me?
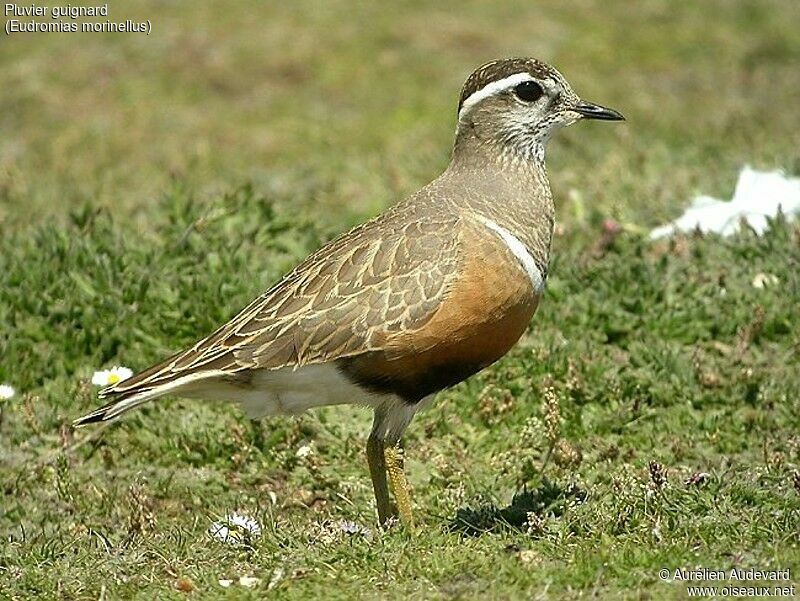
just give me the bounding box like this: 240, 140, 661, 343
2, 1, 800, 598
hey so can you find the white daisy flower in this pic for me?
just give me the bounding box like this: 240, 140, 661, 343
267, 567, 284, 590
91, 366, 133, 387
208, 512, 262, 545
296, 443, 313, 458
752, 272, 779, 289
239, 576, 261, 588
0, 384, 15, 400
338, 519, 372, 538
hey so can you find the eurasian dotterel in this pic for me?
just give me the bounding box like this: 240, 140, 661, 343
75, 57, 624, 529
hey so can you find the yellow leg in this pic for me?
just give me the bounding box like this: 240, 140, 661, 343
366, 434, 395, 526
384, 443, 414, 530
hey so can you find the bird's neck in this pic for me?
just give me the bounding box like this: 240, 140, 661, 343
443, 135, 555, 276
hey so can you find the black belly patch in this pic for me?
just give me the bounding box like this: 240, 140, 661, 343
336, 356, 487, 404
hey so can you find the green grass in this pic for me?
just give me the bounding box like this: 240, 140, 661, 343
2, 1, 800, 598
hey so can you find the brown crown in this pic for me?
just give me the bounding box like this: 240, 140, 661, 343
457, 58, 553, 112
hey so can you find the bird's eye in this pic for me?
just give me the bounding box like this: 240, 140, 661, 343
514, 81, 544, 102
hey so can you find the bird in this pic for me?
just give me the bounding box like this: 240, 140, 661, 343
74, 57, 624, 529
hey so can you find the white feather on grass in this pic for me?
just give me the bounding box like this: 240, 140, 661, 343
650, 166, 800, 239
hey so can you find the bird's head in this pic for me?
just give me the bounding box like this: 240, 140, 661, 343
455, 58, 624, 162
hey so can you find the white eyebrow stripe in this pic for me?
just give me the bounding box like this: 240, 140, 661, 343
458, 72, 534, 118
476, 216, 545, 295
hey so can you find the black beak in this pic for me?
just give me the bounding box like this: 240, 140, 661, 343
574, 101, 625, 121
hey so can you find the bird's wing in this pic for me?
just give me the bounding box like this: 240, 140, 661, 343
102, 208, 463, 398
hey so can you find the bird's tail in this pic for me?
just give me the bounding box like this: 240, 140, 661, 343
73, 385, 169, 425
73, 351, 232, 426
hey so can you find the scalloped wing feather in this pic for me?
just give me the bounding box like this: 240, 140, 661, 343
98, 209, 462, 401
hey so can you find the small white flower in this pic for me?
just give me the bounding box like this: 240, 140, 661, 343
267, 567, 284, 591
208, 512, 262, 545
296, 444, 313, 458
239, 576, 261, 588
91, 366, 133, 387
752, 272, 779, 289
218, 579, 233, 588
0, 384, 15, 400
338, 520, 372, 538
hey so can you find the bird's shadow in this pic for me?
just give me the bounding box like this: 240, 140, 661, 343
448, 479, 587, 536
